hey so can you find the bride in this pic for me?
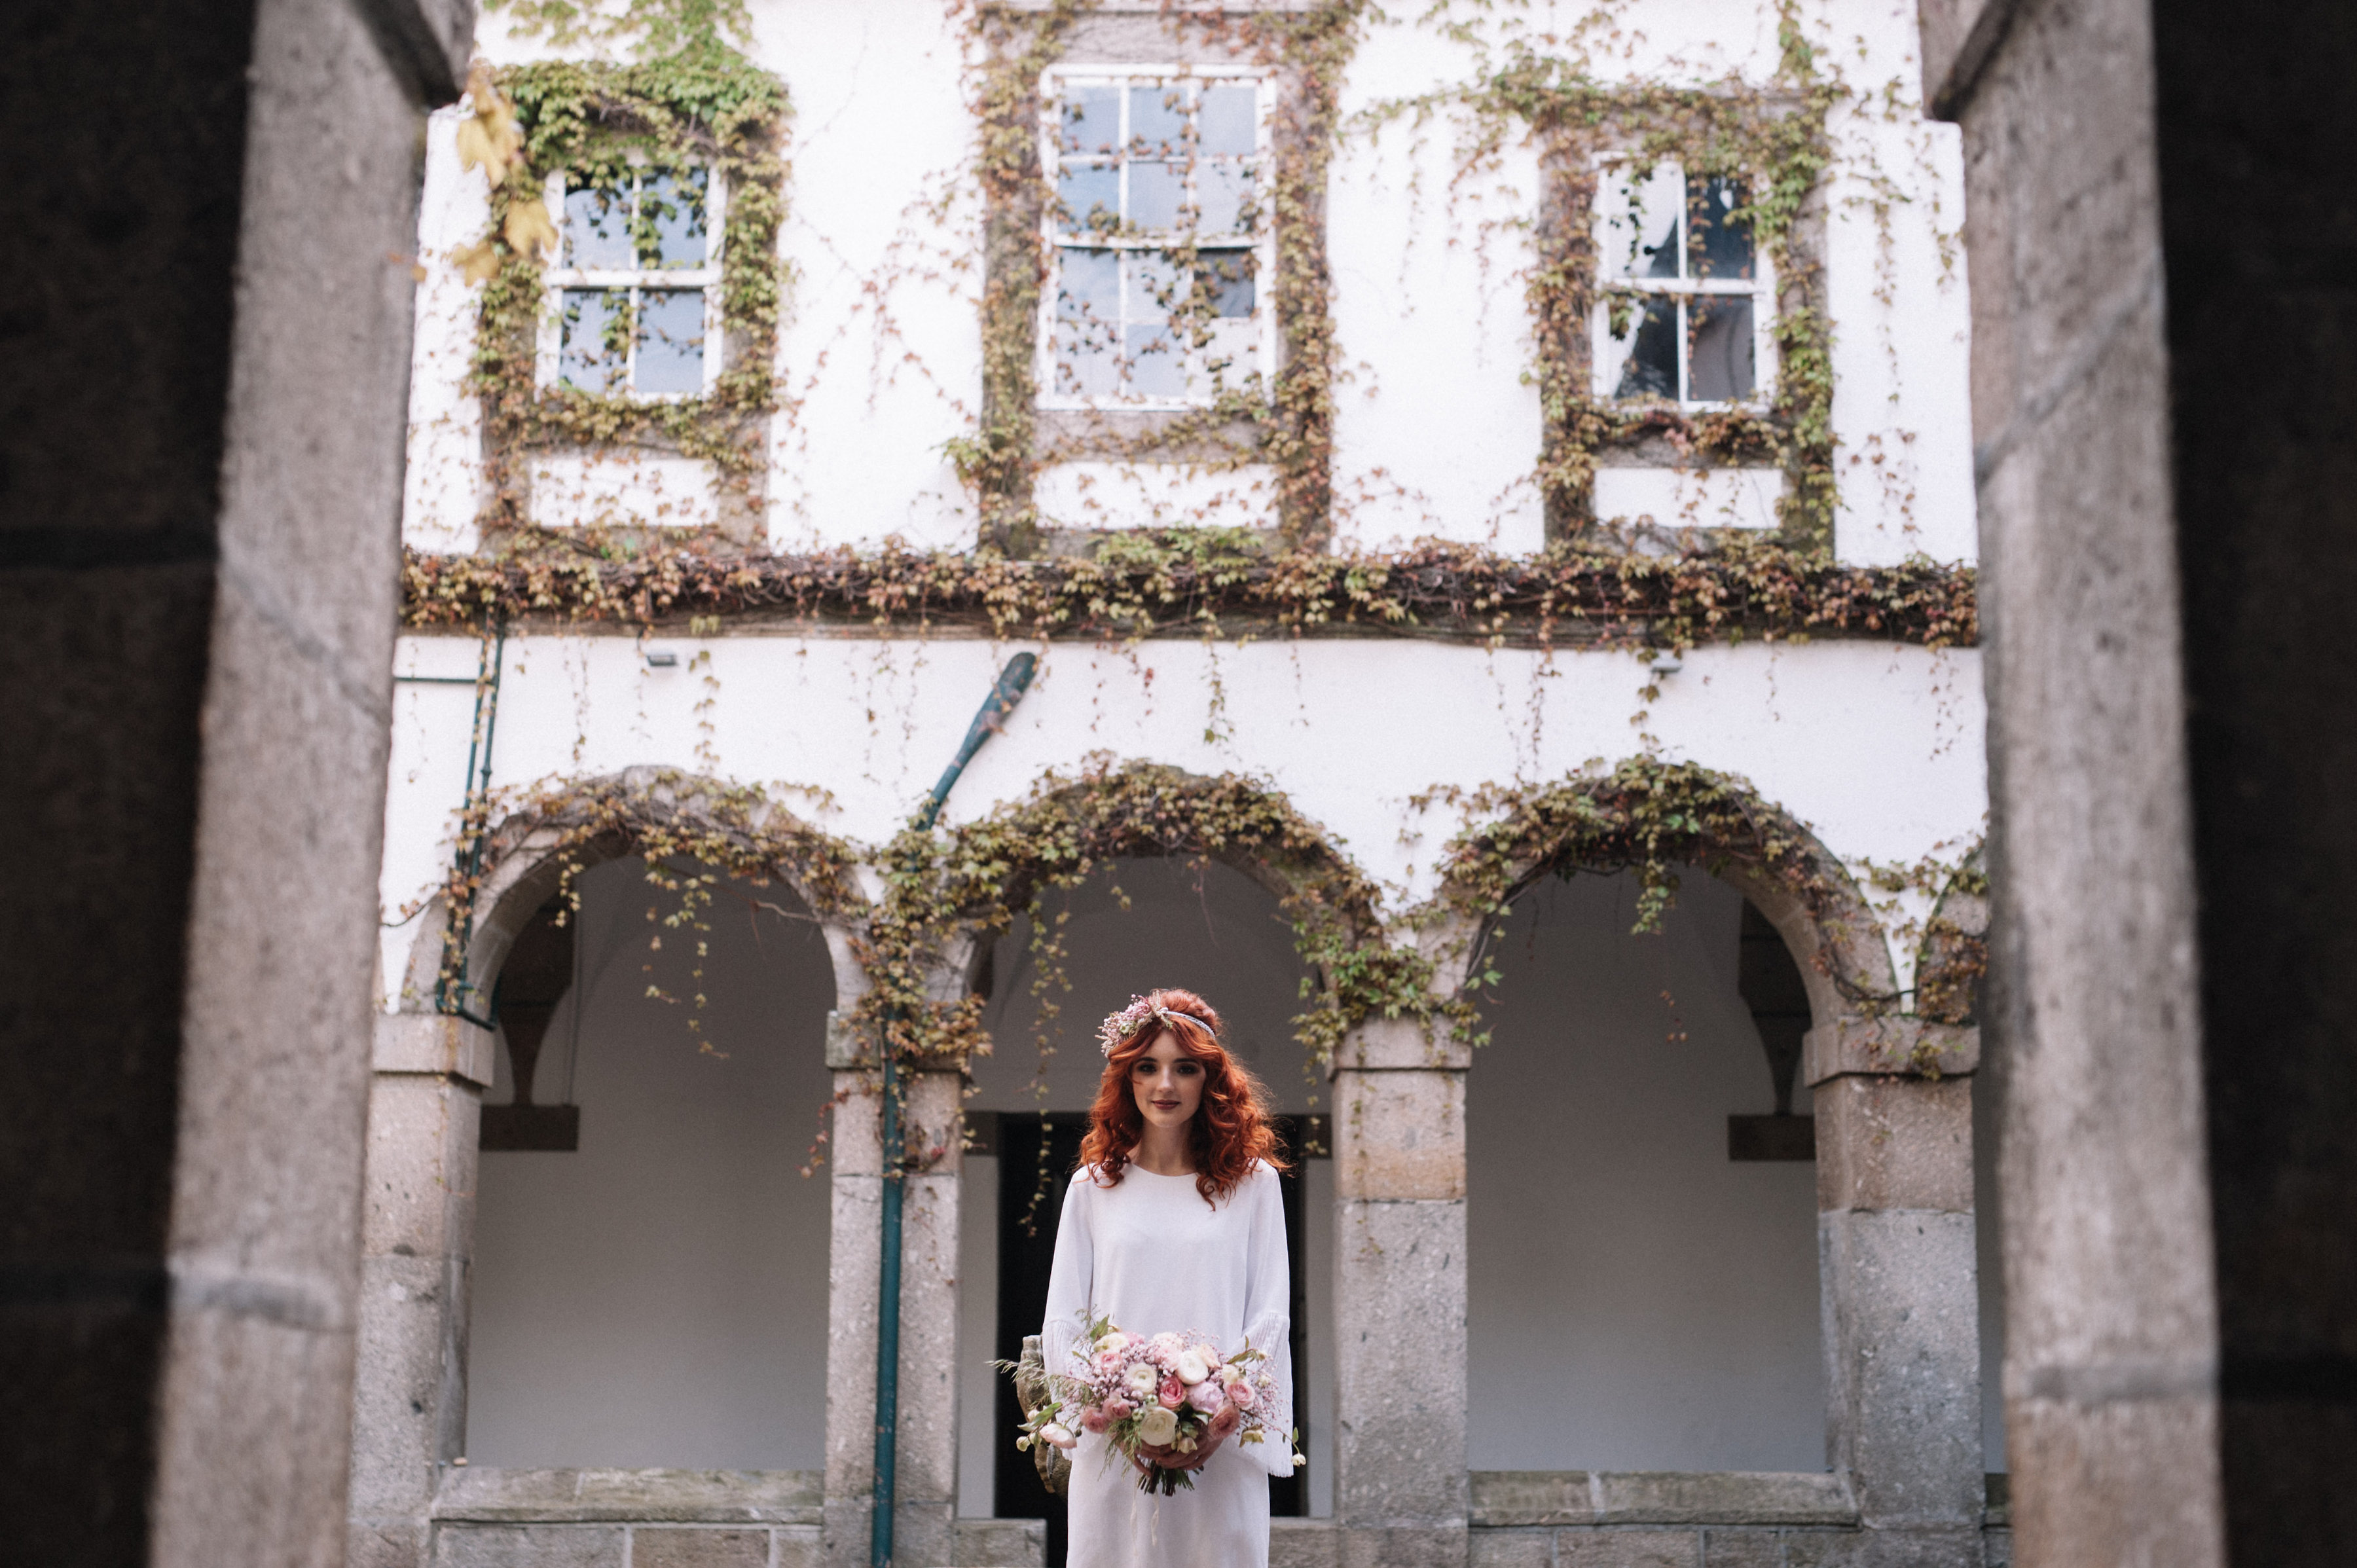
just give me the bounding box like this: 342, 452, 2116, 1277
1038, 987, 1298, 1567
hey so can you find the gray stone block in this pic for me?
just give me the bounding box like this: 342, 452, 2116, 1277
1803, 1022, 1978, 1087
1334, 1070, 1467, 1201
348, 1519, 428, 1568
1695, 1527, 1785, 1568
434, 1523, 625, 1567
1469, 1528, 1554, 1568
1334, 1200, 1467, 1523
1270, 1517, 1341, 1568
376, 1013, 498, 1086
1340, 1523, 1471, 1568
1337, 1017, 1473, 1072
775, 1524, 823, 1568
955, 1516, 1048, 1567
1818, 1212, 1983, 1529
1473, 1472, 1596, 1527
1780, 1527, 1979, 1568
630, 1528, 770, 1568
1596, 1473, 1857, 1526
1979, 1527, 2010, 1568
1554, 1528, 1699, 1567
1814, 1079, 1973, 1215
430, 1468, 824, 1524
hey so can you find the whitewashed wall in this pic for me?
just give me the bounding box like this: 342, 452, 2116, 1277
464, 856, 839, 1469
399, 0, 1975, 562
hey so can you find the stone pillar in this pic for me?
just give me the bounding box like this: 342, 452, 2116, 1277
822, 1023, 963, 1568
1808, 1018, 1985, 1563
1331, 1018, 1469, 1568
346, 1013, 493, 1568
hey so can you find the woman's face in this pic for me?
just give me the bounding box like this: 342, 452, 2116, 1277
1129, 1030, 1205, 1133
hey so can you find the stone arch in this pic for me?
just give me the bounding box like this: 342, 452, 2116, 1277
395, 765, 870, 1023
921, 756, 1393, 1067
1428, 757, 1898, 1036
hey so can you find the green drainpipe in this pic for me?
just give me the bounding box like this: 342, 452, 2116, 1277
874, 652, 1037, 1568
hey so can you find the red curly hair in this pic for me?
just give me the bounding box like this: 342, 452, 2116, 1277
1079, 987, 1289, 1206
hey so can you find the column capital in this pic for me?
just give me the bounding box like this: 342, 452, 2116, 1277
373, 1012, 495, 1087
1334, 1015, 1471, 1072
1804, 1017, 1978, 1085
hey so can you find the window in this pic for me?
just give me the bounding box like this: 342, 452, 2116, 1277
538, 164, 725, 399
1040, 69, 1271, 410
1592, 163, 1774, 407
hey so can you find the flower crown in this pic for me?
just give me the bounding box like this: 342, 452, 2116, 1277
1097, 995, 1215, 1057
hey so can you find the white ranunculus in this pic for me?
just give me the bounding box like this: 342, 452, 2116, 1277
1175, 1349, 1210, 1385
1041, 1423, 1076, 1449
1095, 1330, 1129, 1355
1135, 1405, 1180, 1447
1125, 1364, 1160, 1398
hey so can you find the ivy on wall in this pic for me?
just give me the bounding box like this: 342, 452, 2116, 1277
401, 532, 1976, 648
463, 45, 790, 540
1366, 9, 1839, 548
959, 1, 1361, 555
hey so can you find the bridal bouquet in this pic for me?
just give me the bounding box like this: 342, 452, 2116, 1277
1010, 1313, 1292, 1495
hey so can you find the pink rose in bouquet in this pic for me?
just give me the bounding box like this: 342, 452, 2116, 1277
1010, 1313, 1293, 1495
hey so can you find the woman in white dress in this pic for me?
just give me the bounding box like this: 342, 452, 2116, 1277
1038, 987, 1298, 1568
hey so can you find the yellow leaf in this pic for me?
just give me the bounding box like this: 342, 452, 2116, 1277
455, 60, 524, 189
452, 238, 501, 285
504, 198, 559, 265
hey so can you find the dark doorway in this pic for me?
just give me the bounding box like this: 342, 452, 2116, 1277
989, 1113, 1319, 1563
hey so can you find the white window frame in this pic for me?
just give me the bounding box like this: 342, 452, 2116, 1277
1588, 157, 1778, 411
1036, 64, 1276, 412
536, 162, 728, 401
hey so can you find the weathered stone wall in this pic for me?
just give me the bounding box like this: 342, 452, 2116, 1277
0, 0, 469, 1561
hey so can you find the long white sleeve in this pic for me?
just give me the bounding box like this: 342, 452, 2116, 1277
1237, 1163, 1296, 1478
1040, 1170, 1096, 1383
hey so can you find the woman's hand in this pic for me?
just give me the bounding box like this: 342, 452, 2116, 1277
1131, 1404, 1241, 1475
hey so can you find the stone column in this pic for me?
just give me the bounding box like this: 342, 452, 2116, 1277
346, 1013, 493, 1568
822, 1015, 964, 1568
1332, 1018, 1469, 1568
1808, 1017, 1985, 1563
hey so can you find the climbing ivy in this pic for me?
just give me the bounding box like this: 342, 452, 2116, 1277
846, 756, 1440, 1084
1363, 10, 1840, 547
462, 47, 790, 542
401, 531, 1977, 648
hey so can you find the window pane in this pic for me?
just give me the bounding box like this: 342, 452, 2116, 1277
1060, 85, 1122, 155
1199, 250, 1255, 318
1124, 252, 1187, 399
1129, 160, 1184, 230
1129, 82, 1187, 155
1605, 295, 1679, 399
558, 287, 628, 393
1687, 295, 1756, 401
1197, 161, 1256, 236
1053, 247, 1120, 400
1601, 164, 1683, 282
1057, 162, 1120, 233
634, 289, 706, 395
1199, 84, 1256, 156
1687, 175, 1753, 282
641, 168, 709, 270
564, 181, 634, 271
1124, 320, 1186, 398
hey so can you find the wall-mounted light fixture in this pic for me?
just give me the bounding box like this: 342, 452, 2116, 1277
644, 650, 679, 669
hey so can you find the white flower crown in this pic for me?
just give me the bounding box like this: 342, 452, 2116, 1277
1096, 995, 1216, 1057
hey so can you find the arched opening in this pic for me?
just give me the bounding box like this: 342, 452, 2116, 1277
1465, 866, 1826, 1472
951, 854, 1338, 1551
462, 851, 839, 1469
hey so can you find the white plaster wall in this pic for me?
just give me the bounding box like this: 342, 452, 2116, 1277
1329, 17, 1546, 553
398, 0, 1976, 566
464, 856, 838, 1468
380, 633, 1984, 1008
1468, 869, 1824, 1471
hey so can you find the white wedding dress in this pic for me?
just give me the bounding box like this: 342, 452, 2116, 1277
1041, 1158, 1294, 1568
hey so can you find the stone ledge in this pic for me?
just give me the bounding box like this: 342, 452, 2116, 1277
1804, 1018, 1978, 1085
954, 1516, 1046, 1567
1333, 1015, 1472, 1072
431, 1468, 822, 1524
1471, 1470, 1860, 1527
1269, 1517, 1339, 1568
375, 1012, 495, 1087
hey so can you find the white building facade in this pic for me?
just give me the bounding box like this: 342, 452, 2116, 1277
354, 4, 2001, 1567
